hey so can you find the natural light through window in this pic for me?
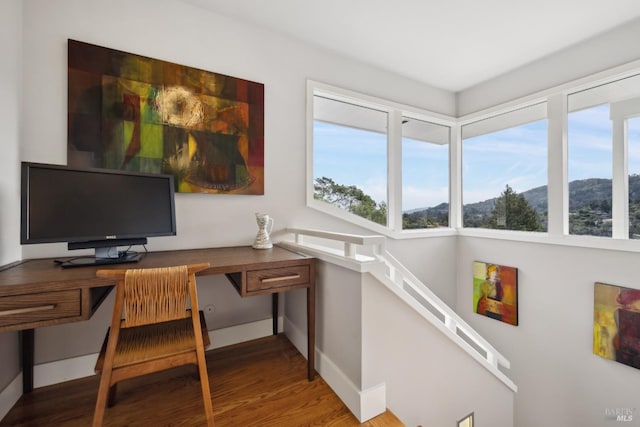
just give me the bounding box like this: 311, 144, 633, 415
567, 104, 613, 237
629, 116, 640, 238
567, 73, 640, 239
308, 73, 640, 244
462, 104, 548, 232
312, 95, 388, 226
402, 118, 450, 229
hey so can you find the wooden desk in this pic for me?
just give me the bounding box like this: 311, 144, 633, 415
0, 245, 316, 392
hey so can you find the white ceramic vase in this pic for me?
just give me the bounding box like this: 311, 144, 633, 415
252, 213, 274, 249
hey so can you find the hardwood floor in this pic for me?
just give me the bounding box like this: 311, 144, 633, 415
1, 334, 404, 426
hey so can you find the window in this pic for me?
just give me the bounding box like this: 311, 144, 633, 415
402, 117, 450, 229
567, 104, 612, 237
312, 94, 389, 226
462, 104, 548, 232
630, 117, 640, 238
308, 69, 640, 245
568, 73, 640, 238
309, 82, 453, 235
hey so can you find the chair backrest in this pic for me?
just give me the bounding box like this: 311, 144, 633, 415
96, 263, 210, 329
121, 265, 190, 328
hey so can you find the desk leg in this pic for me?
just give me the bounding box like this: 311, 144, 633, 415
21, 329, 34, 393
272, 293, 278, 335
307, 284, 316, 381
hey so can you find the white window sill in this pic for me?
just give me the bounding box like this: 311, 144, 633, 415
457, 227, 640, 253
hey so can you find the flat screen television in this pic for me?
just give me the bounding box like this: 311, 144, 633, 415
21, 162, 176, 268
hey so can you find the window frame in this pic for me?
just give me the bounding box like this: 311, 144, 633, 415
306, 80, 456, 238
457, 62, 640, 252
307, 60, 640, 252
459, 102, 549, 233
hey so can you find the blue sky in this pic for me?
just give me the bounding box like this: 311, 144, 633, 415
628, 116, 640, 175
462, 120, 547, 205
313, 121, 388, 204
314, 105, 640, 211
569, 105, 640, 179
568, 104, 612, 182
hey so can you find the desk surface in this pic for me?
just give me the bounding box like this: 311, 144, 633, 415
1, 245, 317, 386
0, 245, 313, 296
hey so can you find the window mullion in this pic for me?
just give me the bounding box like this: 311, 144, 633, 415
450, 123, 462, 229
547, 94, 567, 236
610, 113, 629, 239
388, 109, 403, 231
611, 98, 640, 239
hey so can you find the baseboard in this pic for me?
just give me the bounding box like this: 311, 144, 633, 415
27, 317, 283, 390
359, 383, 387, 422
283, 314, 308, 358
283, 316, 386, 423
208, 317, 283, 349
34, 353, 98, 388
0, 373, 22, 422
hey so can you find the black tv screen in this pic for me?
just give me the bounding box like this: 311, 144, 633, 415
21, 162, 176, 266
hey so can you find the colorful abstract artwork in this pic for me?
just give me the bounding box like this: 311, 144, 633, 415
593, 282, 640, 370
67, 40, 264, 194
472, 261, 518, 326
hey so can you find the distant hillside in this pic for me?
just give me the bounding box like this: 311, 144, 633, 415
407, 177, 625, 216
404, 175, 640, 233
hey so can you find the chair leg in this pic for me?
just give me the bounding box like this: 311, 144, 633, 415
107, 383, 118, 407
196, 352, 214, 426
93, 371, 113, 427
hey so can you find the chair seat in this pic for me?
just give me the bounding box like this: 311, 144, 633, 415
96, 311, 210, 371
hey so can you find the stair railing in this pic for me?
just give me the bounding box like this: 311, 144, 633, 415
280, 227, 517, 392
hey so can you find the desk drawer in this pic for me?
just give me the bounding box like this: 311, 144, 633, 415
247, 266, 310, 292
0, 289, 81, 328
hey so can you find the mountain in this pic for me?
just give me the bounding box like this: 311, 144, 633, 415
403, 175, 640, 233
407, 177, 622, 216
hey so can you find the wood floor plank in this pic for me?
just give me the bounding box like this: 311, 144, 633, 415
1, 334, 404, 426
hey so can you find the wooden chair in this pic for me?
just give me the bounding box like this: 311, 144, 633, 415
92, 263, 214, 427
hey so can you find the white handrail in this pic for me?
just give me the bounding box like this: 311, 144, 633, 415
286, 228, 386, 255
280, 227, 517, 392
376, 249, 511, 370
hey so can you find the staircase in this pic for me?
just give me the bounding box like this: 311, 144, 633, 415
279, 228, 516, 427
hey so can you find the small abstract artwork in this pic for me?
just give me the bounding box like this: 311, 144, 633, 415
593, 282, 640, 370
67, 39, 264, 194
473, 261, 518, 326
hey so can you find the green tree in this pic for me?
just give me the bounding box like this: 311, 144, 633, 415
488, 185, 542, 231
403, 204, 449, 229
314, 177, 387, 225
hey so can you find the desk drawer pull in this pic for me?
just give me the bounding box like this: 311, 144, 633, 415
0, 304, 56, 317
261, 274, 301, 284
247, 266, 309, 292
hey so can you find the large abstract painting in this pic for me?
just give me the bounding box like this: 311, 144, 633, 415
473, 261, 518, 326
593, 282, 640, 370
67, 39, 264, 194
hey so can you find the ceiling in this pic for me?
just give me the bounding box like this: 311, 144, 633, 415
181, 0, 640, 92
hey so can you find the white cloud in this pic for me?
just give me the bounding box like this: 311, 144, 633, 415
402, 186, 449, 210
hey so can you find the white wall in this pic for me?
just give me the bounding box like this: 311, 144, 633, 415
0, 0, 22, 394
314, 261, 363, 385
387, 236, 457, 305
457, 236, 640, 427
283, 260, 367, 419
454, 16, 640, 427
457, 17, 640, 115
363, 272, 514, 427
0, 0, 21, 267
14, 0, 457, 365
